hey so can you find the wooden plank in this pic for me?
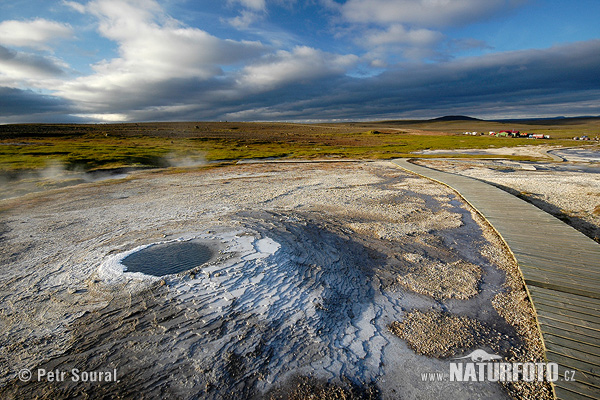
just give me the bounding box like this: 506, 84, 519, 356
516, 252, 600, 269
517, 255, 600, 278
534, 302, 600, 326
524, 263, 600, 281
528, 287, 600, 312
537, 311, 600, 333
544, 333, 600, 359
526, 282, 598, 300
530, 287, 600, 311
534, 298, 600, 321
537, 316, 600, 341
506, 237, 600, 256
522, 274, 600, 296
544, 338, 600, 367
555, 361, 600, 383
547, 351, 600, 379
553, 374, 600, 399
520, 266, 600, 287
525, 279, 600, 300
540, 324, 600, 348
554, 382, 600, 400
555, 364, 600, 393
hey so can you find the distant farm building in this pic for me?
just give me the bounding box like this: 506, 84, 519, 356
477, 130, 549, 139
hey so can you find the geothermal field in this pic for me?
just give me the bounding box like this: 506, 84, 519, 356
1, 120, 598, 399
1, 159, 552, 399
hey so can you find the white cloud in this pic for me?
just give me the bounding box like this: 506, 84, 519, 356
50, 0, 361, 121
62, 1, 87, 13
229, 0, 266, 11
57, 0, 266, 111
340, 0, 527, 28
0, 19, 73, 50
366, 24, 443, 47
225, 0, 271, 29
226, 10, 262, 29
358, 24, 445, 62
236, 46, 358, 91
334, 1, 523, 62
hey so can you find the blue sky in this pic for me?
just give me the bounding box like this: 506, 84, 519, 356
1, 0, 599, 123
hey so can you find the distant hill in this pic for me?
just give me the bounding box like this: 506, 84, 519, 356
374, 115, 483, 125
429, 115, 482, 122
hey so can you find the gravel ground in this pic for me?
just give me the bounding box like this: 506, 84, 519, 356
0, 161, 550, 399
415, 157, 600, 242
414, 145, 564, 160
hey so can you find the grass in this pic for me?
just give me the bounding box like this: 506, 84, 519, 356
0, 119, 595, 172
0, 137, 173, 171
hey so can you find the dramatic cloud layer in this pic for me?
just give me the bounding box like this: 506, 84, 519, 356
0, 0, 598, 122
206, 40, 600, 121
55, 0, 266, 119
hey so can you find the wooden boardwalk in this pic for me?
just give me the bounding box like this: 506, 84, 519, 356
392, 159, 600, 400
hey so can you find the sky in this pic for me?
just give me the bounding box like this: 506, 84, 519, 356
0, 0, 599, 123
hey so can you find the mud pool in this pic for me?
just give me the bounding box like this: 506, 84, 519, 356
119, 240, 215, 276
0, 161, 549, 399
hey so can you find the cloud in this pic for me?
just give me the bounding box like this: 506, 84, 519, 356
0, 45, 67, 85
3, 1, 598, 123
340, 0, 527, 28
57, 0, 266, 113
335, 0, 527, 62
48, 38, 600, 122
365, 24, 443, 47
201, 40, 600, 122
236, 46, 358, 91
227, 10, 262, 29
330, 40, 600, 119
448, 38, 492, 52
228, 0, 266, 11
0, 19, 73, 50
355, 25, 446, 64
0, 87, 73, 120
62, 1, 87, 13
188, 41, 600, 121
225, 0, 277, 29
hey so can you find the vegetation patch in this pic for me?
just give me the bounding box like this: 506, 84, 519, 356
0, 120, 583, 172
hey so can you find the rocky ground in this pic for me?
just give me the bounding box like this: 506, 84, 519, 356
0, 161, 550, 399
414, 144, 564, 160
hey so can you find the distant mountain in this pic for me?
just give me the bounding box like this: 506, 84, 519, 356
373, 115, 599, 125
429, 115, 482, 122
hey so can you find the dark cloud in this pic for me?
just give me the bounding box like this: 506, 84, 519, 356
0, 45, 66, 77
0, 87, 75, 122
3, 39, 599, 123
127, 39, 600, 121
